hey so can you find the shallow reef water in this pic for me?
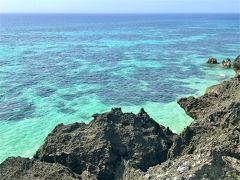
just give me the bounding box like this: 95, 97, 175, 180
0, 14, 239, 162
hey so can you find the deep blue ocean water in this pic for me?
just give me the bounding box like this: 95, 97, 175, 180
0, 14, 239, 162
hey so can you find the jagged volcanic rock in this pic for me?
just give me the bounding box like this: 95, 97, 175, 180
122, 77, 240, 180
175, 77, 240, 159
34, 108, 175, 179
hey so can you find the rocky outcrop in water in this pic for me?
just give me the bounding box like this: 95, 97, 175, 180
0, 77, 239, 179
206, 57, 218, 64
222, 59, 232, 68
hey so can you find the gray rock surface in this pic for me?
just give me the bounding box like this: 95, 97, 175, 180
123, 151, 240, 180
34, 108, 174, 179
126, 77, 240, 180
174, 77, 240, 159
0, 157, 81, 180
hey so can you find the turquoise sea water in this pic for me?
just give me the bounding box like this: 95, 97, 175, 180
0, 14, 239, 162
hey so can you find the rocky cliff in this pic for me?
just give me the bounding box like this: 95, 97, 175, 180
0, 77, 239, 180
123, 77, 240, 180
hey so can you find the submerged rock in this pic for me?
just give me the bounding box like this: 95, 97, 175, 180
206, 57, 218, 64
34, 108, 175, 179
222, 58, 232, 68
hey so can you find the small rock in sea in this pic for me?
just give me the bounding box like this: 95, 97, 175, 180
206, 57, 218, 64
222, 58, 231, 68
233, 55, 240, 76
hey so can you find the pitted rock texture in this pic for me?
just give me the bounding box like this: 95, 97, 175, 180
0, 157, 81, 180
34, 108, 174, 179
123, 151, 240, 180
175, 77, 240, 159
123, 77, 240, 180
